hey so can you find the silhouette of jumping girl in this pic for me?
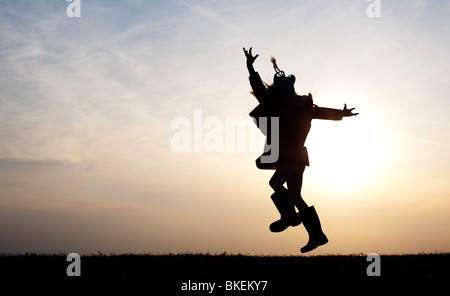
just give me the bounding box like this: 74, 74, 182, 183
243, 47, 358, 253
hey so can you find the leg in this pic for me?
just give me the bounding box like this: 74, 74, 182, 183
268, 163, 302, 232
299, 206, 328, 253
285, 167, 327, 253
286, 166, 308, 211
269, 163, 301, 191
276, 166, 328, 253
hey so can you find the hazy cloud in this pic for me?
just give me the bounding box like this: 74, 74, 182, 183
0, 158, 94, 172
1, 0, 449, 254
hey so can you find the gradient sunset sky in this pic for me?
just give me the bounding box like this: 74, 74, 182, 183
1, 0, 449, 255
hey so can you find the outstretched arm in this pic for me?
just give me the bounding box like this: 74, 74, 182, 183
313, 104, 358, 120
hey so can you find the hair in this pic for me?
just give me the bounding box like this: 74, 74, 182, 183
250, 57, 297, 99
270, 56, 277, 65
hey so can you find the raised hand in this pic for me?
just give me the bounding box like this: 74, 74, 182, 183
243, 47, 259, 69
342, 104, 359, 117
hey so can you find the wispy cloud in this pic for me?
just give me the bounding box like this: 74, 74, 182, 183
1, 0, 449, 254
0, 158, 94, 171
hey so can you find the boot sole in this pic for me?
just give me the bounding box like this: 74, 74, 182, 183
270, 220, 302, 233
300, 235, 328, 253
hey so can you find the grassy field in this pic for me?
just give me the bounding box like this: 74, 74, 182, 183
1, 253, 448, 292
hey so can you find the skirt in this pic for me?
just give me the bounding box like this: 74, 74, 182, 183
255, 145, 309, 170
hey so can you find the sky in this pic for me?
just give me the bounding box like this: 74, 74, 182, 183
0, 0, 449, 255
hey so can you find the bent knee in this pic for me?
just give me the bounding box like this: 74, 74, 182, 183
269, 177, 284, 191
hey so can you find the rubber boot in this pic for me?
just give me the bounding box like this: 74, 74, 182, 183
299, 206, 328, 253
269, 188, 301, 232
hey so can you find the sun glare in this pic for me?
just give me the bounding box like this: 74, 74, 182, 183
305, 115, 388, 195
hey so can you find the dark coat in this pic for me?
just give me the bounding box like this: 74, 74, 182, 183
248, 71, 343, 169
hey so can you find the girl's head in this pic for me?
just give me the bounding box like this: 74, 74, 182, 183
270, 56, 296, 97
271, 74, 296, 97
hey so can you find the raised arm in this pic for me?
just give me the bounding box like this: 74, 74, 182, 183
243, 47, 258, 74
243, 47, 268, 103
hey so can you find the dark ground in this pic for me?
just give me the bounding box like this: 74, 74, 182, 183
1, 253, 448, 292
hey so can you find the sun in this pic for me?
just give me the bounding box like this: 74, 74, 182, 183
304, 114, 388, 195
